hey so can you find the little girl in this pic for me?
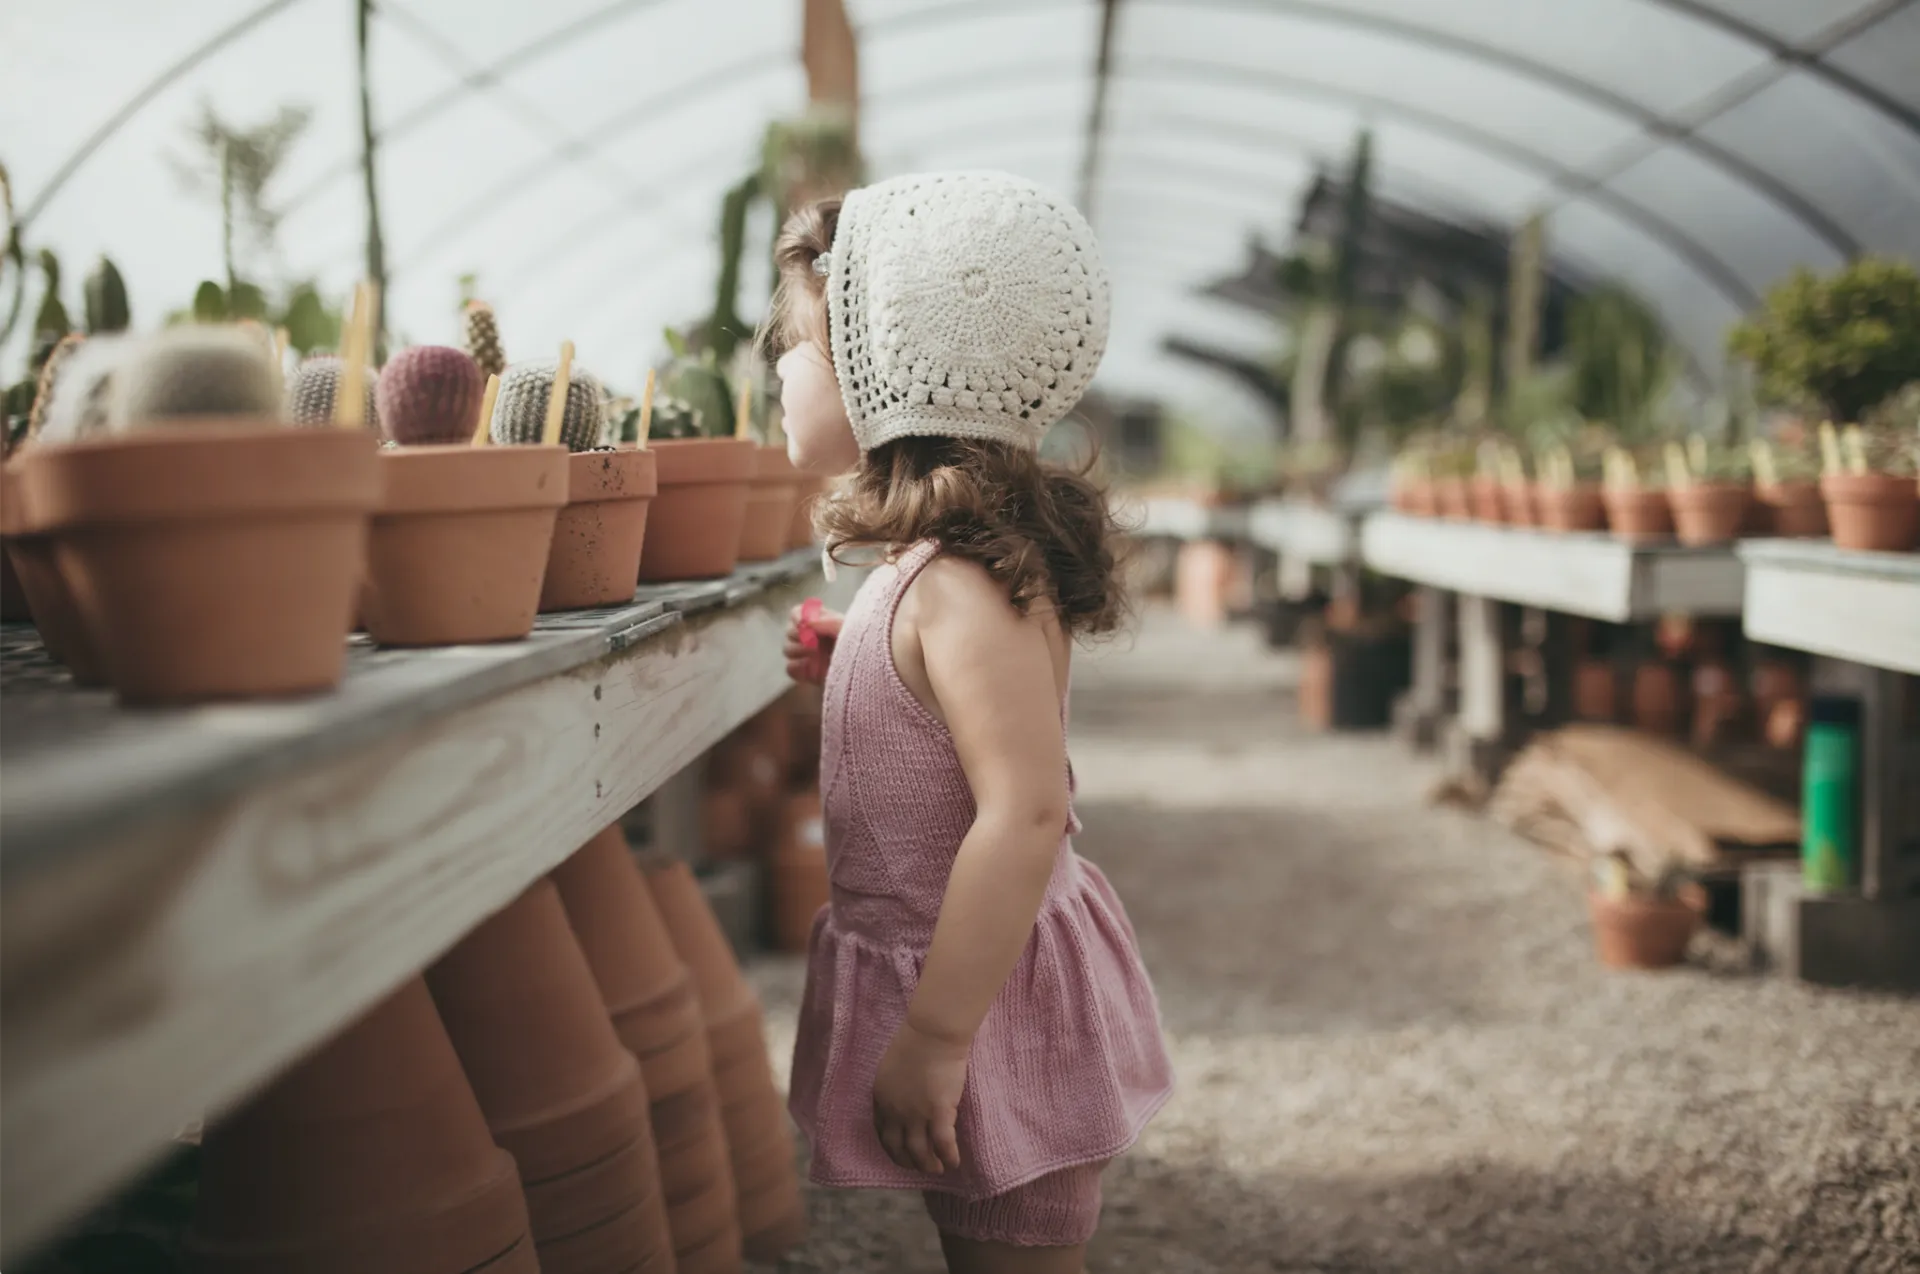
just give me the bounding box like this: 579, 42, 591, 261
765, 171, 1174, 1272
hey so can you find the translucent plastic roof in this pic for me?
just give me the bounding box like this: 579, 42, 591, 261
6, 0, 1918, 431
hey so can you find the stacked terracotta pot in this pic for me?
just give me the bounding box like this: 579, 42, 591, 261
555, 826, 745, 1274
190, 978, 539, 1273
428, 880, 675, 1274
646, 862, 807, 1266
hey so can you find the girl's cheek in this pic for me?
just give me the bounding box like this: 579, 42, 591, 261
779, 347, 859, 474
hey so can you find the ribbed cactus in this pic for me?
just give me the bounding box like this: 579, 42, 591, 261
376, 345, 482, 446
109, 326, 282, 430
84, 257, 130, 333
37, 334, 130, 444
27, 332, 85, 441
489, 358, 605, 451
287, 355, 379, 430
463, 300, 505, 379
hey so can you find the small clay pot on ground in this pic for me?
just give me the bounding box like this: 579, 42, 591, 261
1820, 473, 1920, 552
1436, 477, 1472, 521
427, 880, 653, 1182
1468, 476, 1505, 524
739, 445, 802, 563
1501, 481, 1536, 527
788, 473, 827, 550
16, 421, 379, 703
636, 438, 756, 582
1755, 481, 1828, 539
362, 444, 568, 646
1534, 483, 1606, 533
1601, 486, 1672, 543
1588, 886, 1704, 970
541, 447, 657, 611
702, 783, 754, 859
190, 977, 531, 1274
1668, 481, 1752, 547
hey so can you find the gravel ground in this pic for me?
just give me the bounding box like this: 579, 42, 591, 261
747, 610, 1920, 1273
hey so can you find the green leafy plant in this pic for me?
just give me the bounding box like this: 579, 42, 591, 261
1729, 257, 1920, 424
1565, 285, 1677, 443
654, 327, 737, 438
83, 257, 130, 332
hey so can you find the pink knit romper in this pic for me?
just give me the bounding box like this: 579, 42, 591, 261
788, 542, 1175, 1245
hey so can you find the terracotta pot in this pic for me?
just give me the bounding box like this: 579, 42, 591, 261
1173, 539, 1234, 628
1535, 483, 1606, 533
1468, 476, 1505, 524
1601, 486, 1672, 543
1750, 658, 1802, 724
536, 1193, 677, 1274
17, 421, 379, 704
738, 1172, 807, 1263
1821, 473, 1919, 552
1588, 886, 1704, 970
702, 784, 754, 859
656, 1093, 733, 1197
743, 697, 795, 782
1501, 481, 1536, 527
362, 444, 567, 646
1668, 481, 1752, 546
1755, 481, 1828, 539
1765, 696, 1806, 750
468, 1235, 542, 1273
1630, 661, 1684, 737
1398, 479, 1436, 518
675, 1224, 745, 1274
739, 446, 802, 563
522, 1129, 669, 1249
788, 473, 827, 550
190, 977, 530, 1274
769, 792, 828, 953
1691, 658, 1742, 748
643, 858, 755, 1012
5, 532, 109, 684
553, 823, 688, 1018
428, 880, 652, 1182
1436, 476, 1472, 521
1571, 659, 1617, 723
540, 447, 657, 611
665, 1173, 742, 1253
0, 465, 29, 623
635, 438, 755, 582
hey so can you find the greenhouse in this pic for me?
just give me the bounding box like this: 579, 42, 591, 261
2, 2, 1918, 1272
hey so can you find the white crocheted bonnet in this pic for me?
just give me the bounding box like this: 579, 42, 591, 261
823, 170, 1110, 453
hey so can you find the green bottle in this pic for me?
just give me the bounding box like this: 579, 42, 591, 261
1801, 696, 1860, 893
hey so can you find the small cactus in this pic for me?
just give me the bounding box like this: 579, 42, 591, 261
37, 333, 132, 445
27, 332, 85, 441
109, 326, 281, 430
287, 355, 379, 430
490, 358, 605, 452
463, 300, 505, 379
376, 345, 482, 446
84, 256, 130, 333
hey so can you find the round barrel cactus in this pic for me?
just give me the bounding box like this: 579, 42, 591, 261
377, 345, 483, 446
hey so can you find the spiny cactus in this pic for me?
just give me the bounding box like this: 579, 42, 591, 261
37, 334, 131, 445
463, 300, 505, 379
647, 394, 702, 440
109, 326, 281, 430
84, 257, 130, 333
287, 355, 379, 429
489, 358, 605, 452
376, 345, 482, 446
27, 332, 85, 441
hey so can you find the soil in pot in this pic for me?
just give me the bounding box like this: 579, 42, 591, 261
1756, 481, 1828, 538
1668, 482, 1752, 546
1436, 477, 1472, 521
363, 444, 568, 646
788, 473, 826, 550
1500, 481, 1536, 527
19, 421, 379, 703
1629, 661, 1685, 737
1468, 476, 1505, 524
1600, 487, 1672, 543
1534, 483, 1606, 533
427, 880, 652, 1182
541, 447, 657, 611
190, 977, 531, 1274
1821, 473, 1919, 552
635, 438, 755, 583
1588, 887, 1703, 970
739, 445, 801, 563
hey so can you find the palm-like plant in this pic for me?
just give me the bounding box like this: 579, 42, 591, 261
171, 101, 312, 293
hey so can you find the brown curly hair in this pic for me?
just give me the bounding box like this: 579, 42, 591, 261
765, 198, 1127, 638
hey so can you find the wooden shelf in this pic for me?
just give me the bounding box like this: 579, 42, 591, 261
1360, 512, 1745, 621
0, 550, 824, 1260
1247, 497, 1371, 565
1738, 540, 1920, 675
1131, 495, 1250, 542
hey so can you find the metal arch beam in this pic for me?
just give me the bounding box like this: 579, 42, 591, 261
1077, 0, 1124, 219
1637, 0, 1920, 134
1118, 0, 1861, 257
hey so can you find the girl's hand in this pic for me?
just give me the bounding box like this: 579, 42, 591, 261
784, 601, 842, 684
871, 1019, 968, 1175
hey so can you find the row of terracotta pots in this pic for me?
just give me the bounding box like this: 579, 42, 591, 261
1571, 655, 1806, 750
188, 823, 805, 1274
0, 427, 830, 705
1393, 473, 1920, 552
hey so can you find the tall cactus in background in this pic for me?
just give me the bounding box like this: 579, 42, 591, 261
707, 171, 762, 367
463, 300, 506, 378
84, 257, 130, 333
1281, 130, 1373, 447
32, 250, 73, 368
356, 0, 389, 361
